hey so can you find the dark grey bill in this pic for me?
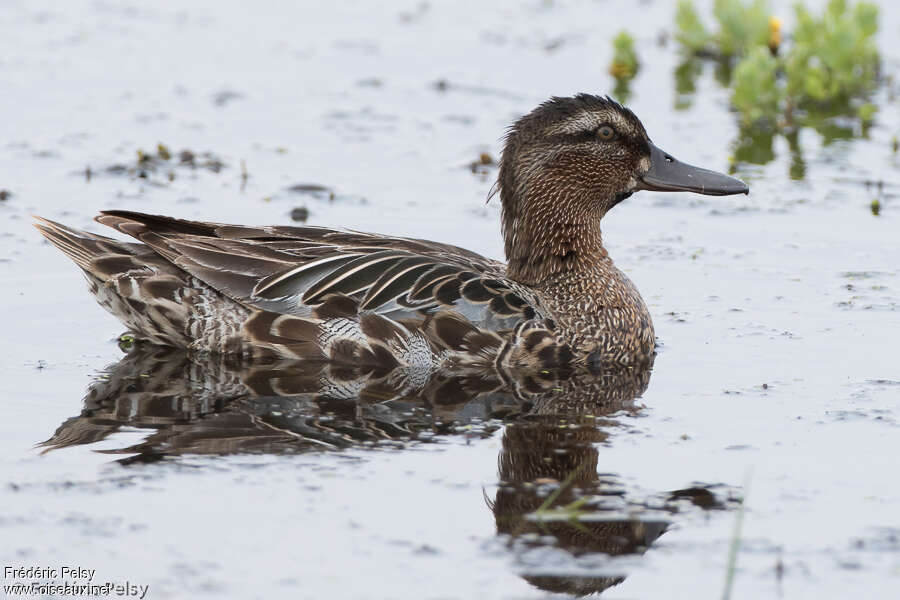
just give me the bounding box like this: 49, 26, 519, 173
637, 143, 749, 196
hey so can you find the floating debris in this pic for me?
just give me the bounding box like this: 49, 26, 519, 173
469, 151, 496, 176
290, 207, 310, 222
870, 198, 881, 216
118, 333, 135, 352
0, 189, 11, 201
84, 144, 228, 186
178, 149, 225, 172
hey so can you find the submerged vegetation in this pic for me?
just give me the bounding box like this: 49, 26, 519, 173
673, 0, 882, 179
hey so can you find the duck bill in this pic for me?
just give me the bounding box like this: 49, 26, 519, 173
637, 143, 749, 196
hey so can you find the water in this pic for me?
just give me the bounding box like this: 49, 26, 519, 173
1, 1, 899, 598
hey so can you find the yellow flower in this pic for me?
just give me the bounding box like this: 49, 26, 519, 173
768, 16, 782, 54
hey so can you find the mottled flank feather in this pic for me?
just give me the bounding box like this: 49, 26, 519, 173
35, 211, 557, 372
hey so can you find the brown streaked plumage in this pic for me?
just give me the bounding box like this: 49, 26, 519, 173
35, 95, 748, 371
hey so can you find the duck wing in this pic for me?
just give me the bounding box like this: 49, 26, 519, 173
95, 211, 540, 330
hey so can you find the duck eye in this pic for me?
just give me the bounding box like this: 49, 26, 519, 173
596, 125, 616, 140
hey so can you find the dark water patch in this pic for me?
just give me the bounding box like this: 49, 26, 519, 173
286, 183, 332, 199
431, 79, 524, 100
851, 528, 900, 553
135, 112, 169, 124
211, 89, 244, 107
323, 108, 398, 141
355, 77, 383, 88
841, 270, 894, 280
826, 408, 896, 426
33, 149, 61, 159
6, 474, 153, 495
443, 114, 476, 126
273, 183, 365, 208
867, 379, 900, 386
835, 272, 898, 310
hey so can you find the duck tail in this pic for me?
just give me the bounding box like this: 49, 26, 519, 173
33, 216, 205, 348
33, 216, 132, 275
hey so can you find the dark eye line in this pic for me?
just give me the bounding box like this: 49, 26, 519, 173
562, 124, 619, 144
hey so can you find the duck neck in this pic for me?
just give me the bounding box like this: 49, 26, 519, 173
502, 187, 611, 286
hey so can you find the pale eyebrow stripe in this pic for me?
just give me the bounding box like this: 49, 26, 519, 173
545, 111, 599, 136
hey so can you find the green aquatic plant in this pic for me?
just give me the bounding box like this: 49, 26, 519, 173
721, 481, 749, 600
609, 31, 640, 102
675, 0, 773, 57
785, 130, 806, 180
676, 0, 880, 121
675, 0, 885, 174
674, 58, 703, 110
609, 31, 639, 80
156, 143, 172, 161
733, 0, 879, 127
733, 126, 776, 166
675, 1, 711, 54
731, 46, 782, 127
528, 463, 592, 528
713, 0, 770, 57
785, 0, 879, 107
870, 198, 881, 216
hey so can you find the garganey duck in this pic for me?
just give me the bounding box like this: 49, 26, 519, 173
35, 95, 747, 371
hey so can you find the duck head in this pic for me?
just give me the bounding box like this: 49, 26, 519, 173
497, 94, 748, 285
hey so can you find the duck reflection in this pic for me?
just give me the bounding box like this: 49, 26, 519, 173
44, 346, 735, 595
492, 368, 664, 595
42, 346, 521, 458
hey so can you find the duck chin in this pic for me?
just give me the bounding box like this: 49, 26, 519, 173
609, 190, 634, 210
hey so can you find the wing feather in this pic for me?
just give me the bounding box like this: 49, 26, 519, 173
95, 211, 541, 329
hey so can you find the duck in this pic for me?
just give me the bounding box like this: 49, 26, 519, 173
35, 94, 747, 372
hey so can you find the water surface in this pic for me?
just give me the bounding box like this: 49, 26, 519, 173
1, 1, 898, 598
